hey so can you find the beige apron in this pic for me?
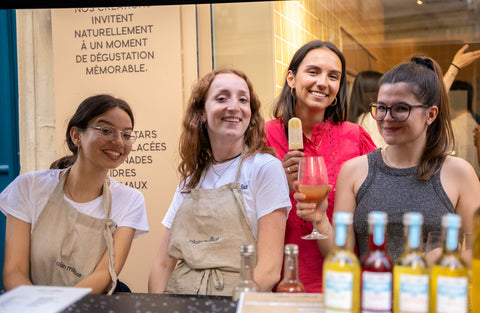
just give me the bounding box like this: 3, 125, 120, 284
30, 168, 117, 294
166, 155, 256, 295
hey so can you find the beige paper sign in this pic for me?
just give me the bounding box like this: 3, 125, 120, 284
236, 292, 325, 313
51, 6, 186, 291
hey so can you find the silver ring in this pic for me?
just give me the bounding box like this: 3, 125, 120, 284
287, 167, 291, 174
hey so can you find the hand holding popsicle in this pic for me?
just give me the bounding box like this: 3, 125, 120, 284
288, 117, 304, 150
282, 118, 305, 193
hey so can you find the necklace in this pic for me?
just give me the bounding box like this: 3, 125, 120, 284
211, 156, 240, 188
64, 175, 102, 203
382, 145, 395, 168
313, 121, 329, 148
212, 152, 242, 164
64, 178, 79, 202
383, 145, 420, 168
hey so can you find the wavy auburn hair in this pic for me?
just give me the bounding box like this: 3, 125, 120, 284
178, 68, 274, 192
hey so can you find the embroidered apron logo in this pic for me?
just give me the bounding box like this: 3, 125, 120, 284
56, 260, 82, 278
189, 236, 219, 244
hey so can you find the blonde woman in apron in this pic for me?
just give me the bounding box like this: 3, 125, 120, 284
149, 69, 291, 295
1, 95, 149, 294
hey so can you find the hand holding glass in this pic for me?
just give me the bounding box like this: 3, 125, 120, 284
298, 156, 329, 240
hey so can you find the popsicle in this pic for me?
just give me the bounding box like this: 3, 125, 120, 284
288, 117, 304, 150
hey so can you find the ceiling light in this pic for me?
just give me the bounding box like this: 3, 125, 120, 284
417, 0, 423, 4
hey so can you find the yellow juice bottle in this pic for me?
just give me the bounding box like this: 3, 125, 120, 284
393, 212, 429, 313
430, 214, 469, 313
323, 211, 360, 313
472, 207, 480, 313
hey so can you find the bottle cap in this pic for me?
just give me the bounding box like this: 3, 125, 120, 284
334, 211, 353, 225
441, 213, 461, 228
403, 212, 423, 226
284, 244, 299, 255
240, 243, 255, 255
368, 211, 387, 225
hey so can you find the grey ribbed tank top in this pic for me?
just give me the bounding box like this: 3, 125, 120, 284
353, 149, 454, 261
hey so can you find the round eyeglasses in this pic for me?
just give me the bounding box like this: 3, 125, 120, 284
86, 126, 137, 145
369, 102, 430, 122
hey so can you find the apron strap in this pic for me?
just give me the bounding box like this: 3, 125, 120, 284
193, 268, 225, 295
234, 149, 246, 182
102, 178, 118, 295
104, 220, 118, 295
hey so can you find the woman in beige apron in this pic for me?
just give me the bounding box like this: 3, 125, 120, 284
30, 168, 118, 294
149, 69, 290, 295
1, 95, 143, 293
166, 155, 255, 295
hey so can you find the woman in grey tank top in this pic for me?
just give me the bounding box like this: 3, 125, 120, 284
294, 56, 480, 263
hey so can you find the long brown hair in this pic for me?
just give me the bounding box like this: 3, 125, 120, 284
348, 70, 382, 123
273, 40, 348, 134
379, 56, 454, 181
178, 68, 274, 191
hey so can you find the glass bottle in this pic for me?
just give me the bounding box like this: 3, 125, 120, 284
393, 212, 429, 313
472, 207, 480, 313
232, 243, 260, 301
323, 211, 360, 313
360, 211, 393, 313
276, 244, 305, 292
430, 213, 469, 313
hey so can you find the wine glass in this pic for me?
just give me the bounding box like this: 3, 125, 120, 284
298, 156, 329, 240
460, 232, 473, 265
460, 232, 473, 312
425, 231, 442, 267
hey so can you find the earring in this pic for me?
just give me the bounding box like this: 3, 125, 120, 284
200, 120, 207, 132
330, 97, 337, 106
290, 87, 295, 97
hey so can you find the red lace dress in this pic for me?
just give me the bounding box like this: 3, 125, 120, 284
265, 117, 377, 292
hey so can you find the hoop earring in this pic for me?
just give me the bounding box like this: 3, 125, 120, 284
330, 97, 337, 106
290, 87, 295, 97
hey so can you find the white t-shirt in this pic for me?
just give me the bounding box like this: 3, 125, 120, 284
162, 153, 291, 238
0, 169, 149, 238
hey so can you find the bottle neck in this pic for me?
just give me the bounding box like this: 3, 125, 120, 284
368, 223, 387, 251
442, 225, 460, 254
283, 253, 300, 281
335, 222, 350, 250
404, 224, 423, 252
240, 253, 256, 281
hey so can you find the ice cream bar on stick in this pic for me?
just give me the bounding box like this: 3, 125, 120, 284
288, 117, 304, 150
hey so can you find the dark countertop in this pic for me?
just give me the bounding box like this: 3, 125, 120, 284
61, 293, 238, 313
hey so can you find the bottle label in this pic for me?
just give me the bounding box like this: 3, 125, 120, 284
399, 273, 429, 312
362, 271, 392, 310
324, 270, 353, 310
436, 275, 467, 313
